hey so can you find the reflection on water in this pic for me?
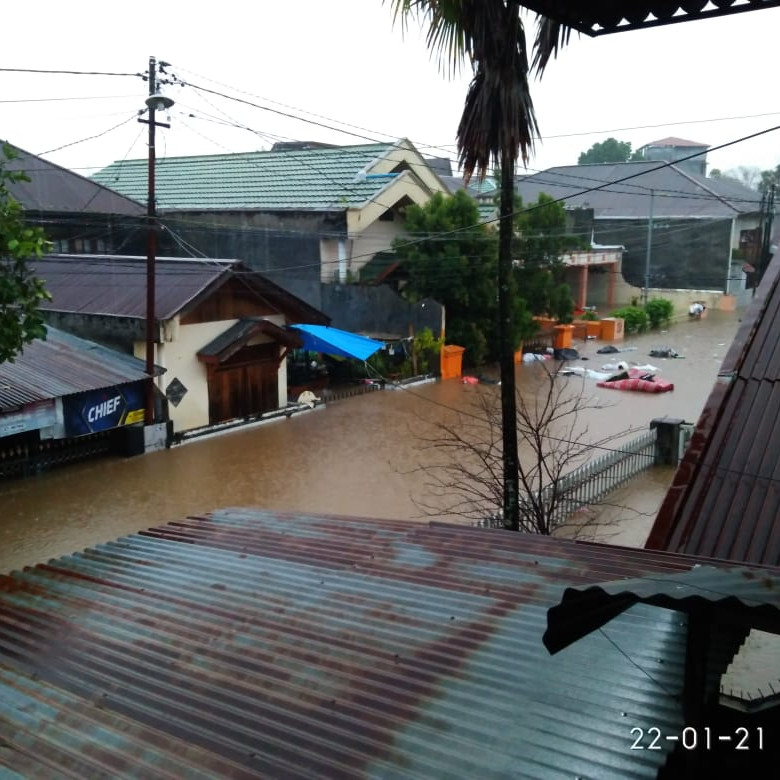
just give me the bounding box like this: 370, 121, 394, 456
0, 311, 741, 573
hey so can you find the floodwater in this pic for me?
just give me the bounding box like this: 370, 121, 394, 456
0, 310, 742, 573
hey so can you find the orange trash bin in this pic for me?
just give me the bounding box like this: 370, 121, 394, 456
440, 345, 466, 380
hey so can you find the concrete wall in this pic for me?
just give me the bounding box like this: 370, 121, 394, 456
42, 312, 145, 353
160, 210, 345, 311
322, 285, 444, 339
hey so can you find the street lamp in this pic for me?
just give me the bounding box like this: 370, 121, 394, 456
140, 57, 173, 425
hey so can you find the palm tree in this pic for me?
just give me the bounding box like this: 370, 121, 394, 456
388, 1, 567, 530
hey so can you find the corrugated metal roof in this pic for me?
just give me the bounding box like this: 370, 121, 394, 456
512, 162, 761, 219
35, 254, 229, 320
34, 255, 328, 325
545, 564, 780, 654
91, 143, 401, 211
1, 508, 767, 779
4, 144, 144, 216
522, 1, 780, 36
0, 327, 156, 412
648, 252, 780, 567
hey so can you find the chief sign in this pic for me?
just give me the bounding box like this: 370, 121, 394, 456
63, 384, 146, 437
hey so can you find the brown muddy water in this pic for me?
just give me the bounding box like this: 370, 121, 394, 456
0, 311, 741, 573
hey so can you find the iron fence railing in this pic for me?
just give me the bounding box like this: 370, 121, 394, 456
476, 427, 658, 529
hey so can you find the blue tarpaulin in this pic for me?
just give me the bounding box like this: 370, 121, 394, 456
289, 324, 384, 361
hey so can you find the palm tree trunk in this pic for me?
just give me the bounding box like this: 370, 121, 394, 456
498, 150, 520, 530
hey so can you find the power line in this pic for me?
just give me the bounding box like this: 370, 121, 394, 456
0, 94, 138, 104
36, 113, 142, 157
0, 67, 143, 78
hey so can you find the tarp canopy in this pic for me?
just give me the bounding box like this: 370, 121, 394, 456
288, 324, 384, 361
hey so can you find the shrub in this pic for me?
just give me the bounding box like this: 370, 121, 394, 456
645, 298, 674, 329
581, 310, 598, 321
610, 305, 649, 334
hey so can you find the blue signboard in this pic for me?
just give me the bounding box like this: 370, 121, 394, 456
63, 383, 146, 437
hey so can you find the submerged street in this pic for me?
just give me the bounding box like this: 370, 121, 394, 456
0, 310, 742, 573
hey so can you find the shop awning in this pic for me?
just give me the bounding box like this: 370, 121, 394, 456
288, 324, 384, 361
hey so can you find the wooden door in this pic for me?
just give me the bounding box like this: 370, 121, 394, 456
207, 344, 279, 424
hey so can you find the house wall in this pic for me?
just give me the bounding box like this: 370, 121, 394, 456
344, 214, 409, 279
134, 315, 288, 434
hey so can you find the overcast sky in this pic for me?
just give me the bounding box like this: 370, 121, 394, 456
3, 1, 780, 183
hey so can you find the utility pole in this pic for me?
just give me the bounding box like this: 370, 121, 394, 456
498, 155, 520, 530
643, 188, 654, 306
139, 57, 173, 425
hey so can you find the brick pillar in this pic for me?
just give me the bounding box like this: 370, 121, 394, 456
577, 266, 588, 309
607, 261, 617, 307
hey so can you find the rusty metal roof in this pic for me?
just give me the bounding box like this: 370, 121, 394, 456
648, 251, 780, 567
0, 327, 157, 412
1, 508, 775, 778
34, 255, 328, 325
522, 1, 780, 36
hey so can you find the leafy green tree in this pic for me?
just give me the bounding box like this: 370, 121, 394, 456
578, 138, 643, 165
1, 143, 51, 363
395, 190, 531, 366
513, 193, 584, 322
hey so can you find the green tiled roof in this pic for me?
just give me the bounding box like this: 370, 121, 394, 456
91, 142, 399, 211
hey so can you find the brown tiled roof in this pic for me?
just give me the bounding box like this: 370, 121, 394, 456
647, 253, 780, 566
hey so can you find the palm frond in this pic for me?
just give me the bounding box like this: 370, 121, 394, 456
531, 16, 573, 77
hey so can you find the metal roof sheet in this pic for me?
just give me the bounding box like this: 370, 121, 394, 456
648, 251, 780, 567
0, 327, 155, 412
0, 509, 769, 779
91, 143, 402, 212
34, 255, 328, 325
546, 565, 780, 654
521, 1, 780, 36
3, 144, 144, 216
513, 163, 761, 220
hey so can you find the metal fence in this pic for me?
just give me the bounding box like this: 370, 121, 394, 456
477, 427, 658, 529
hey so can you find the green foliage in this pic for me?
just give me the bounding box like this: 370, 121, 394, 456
1, 143, 52, 363
578, 138, 643, 165
610, 305, 649, 334
411, 327, 443, 374
395, 190, 526, 367
580, 310, 598, 321
644, 298, 674, 329
512, 193, 582, 323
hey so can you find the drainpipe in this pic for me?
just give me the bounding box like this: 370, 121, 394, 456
338, 239, 349, 283
726, 219, 736, 296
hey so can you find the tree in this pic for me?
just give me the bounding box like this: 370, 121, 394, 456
759, 164, 780, 194
513, 192, 584, 322
0, 143, 51, 363
395, 190, 532, 366
411, 362, 639, 535
719, 166, 761, 191
389, 0, 546, 531
577, 138, 643, 165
